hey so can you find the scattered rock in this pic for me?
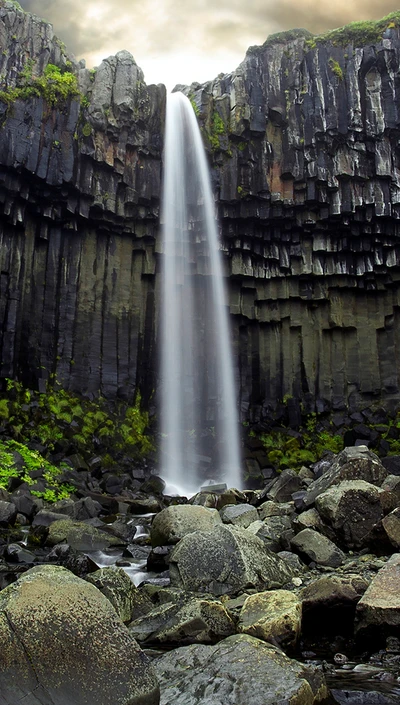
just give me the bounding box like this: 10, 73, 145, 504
219, 503, 258, 528
291, 528, 345, 567
315, 480, 384, 549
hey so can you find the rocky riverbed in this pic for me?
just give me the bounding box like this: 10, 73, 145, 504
1, 445, 400, 704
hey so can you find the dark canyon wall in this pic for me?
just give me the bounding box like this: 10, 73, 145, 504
1, 0, 400, 421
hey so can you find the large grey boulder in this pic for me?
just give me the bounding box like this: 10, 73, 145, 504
355, 554, 400, 642
315, 480, 384, 549
155, 633, 328, 705
0, 565, 159, 705
169, 524, 293, 595
291, 528, 345, 567
150, 505, 221, 547
303, 446, 387, 508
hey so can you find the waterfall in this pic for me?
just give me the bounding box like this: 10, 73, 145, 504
160, 91, 241, 495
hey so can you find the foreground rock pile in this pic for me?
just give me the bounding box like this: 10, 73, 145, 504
1, 445, 400, 704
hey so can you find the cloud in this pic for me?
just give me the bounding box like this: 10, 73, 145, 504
18, 0, 400, 86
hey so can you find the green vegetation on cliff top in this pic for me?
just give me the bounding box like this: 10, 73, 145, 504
249, 11, 400, 53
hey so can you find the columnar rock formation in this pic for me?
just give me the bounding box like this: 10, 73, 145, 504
1, 0, 400, 420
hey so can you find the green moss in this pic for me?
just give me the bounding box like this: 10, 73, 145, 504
261, 28, 313, 49
82, 122, 92, 137
305, 12, 400, 50
329, 58, 344, 81
1, 378, 154, 461
258, 411, 343, 471
0, 439, 74, 501
0, 61, 80, 110
189, 95, 200, 117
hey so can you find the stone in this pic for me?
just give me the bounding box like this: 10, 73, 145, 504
129, 597, 235, 645
0, 500, 17, 527
291, 528, 345, 568
155, 633, 328, 705
315, 480, 384, 549
294, 508, 324, 532
355, 554, 400, 643
267, 469, 303, 503
0, 565, 159, 705
303, 447, 387, 508
86, 566, 153, 623
249, 515, 294, 552
238, 589, 302, 649
301, 574, 369, 634
150, 505, 222, 547
219, 503, 258, 528
382, 508, 400, 548
46, 519, 123, 550
169, 524, 293, 595
258, 500, 295, 520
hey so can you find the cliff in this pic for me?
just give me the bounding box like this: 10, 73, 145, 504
1, 0, 400, 422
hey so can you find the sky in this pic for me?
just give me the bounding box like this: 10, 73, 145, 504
19, 0, 400, 91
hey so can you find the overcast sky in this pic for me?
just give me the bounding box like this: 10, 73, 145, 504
19, 0, 400, 90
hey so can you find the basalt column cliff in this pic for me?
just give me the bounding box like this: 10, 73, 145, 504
1, 1, 400, 421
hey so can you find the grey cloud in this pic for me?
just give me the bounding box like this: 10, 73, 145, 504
19, 0, 400, 65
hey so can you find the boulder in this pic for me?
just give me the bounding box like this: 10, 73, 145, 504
315, 480, 384, 549
238, 589, 302, 650
258, 501, 295, 520
150, 505, 221, 547
155, 633, 328, 705
0, 565, 159, 705
382, 507, 400, 548
0, 500, 17, 527
303, 447, 387, 508
169, 524, 293, 595
219, 503, 258, 528
248, 515, 294, 552
291, 528, 345, 567
355, 554, 400, 643
129, 597, 235, 645
267, 469, 303, 503
86, 566, 153, 623
301, 574, 369, 634
46, 518, 123, 550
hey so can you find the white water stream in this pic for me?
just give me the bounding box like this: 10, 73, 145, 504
160, 92, 241, 495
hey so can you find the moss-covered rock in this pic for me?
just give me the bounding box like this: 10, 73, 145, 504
0, 565, 159, 705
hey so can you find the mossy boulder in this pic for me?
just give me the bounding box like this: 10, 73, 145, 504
0, 565, 159, 705
45, 518, 123, 550
155, 633, 328, 705
169, 524, 293, 596
238, 590, 302, 650
150, 505, 222, 547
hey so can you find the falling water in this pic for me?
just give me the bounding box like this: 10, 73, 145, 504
160, 92, 241, 495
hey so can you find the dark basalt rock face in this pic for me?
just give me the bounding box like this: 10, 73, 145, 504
1, 0, 400, 421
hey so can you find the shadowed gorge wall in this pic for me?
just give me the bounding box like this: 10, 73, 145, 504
1, 0, 400, 420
